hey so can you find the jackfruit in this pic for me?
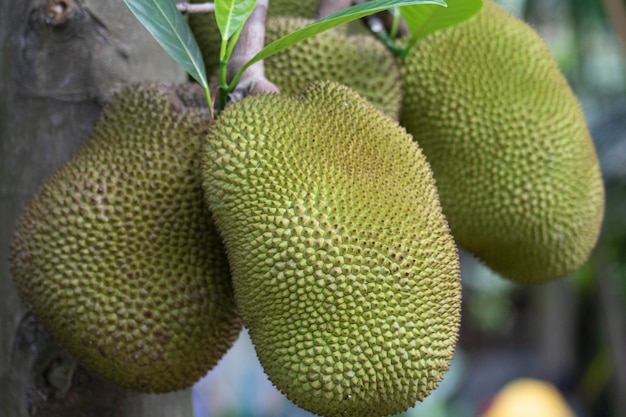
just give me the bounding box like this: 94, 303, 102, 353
201, 81, 461, 417
400, 0, 604, 282
10, 83, 241, 393
188, 0, 318, 80
264, 17, 402, 119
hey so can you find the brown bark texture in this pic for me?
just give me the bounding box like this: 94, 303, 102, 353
0, 0, 195, 416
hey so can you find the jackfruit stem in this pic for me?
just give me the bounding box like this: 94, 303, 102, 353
224, 0, 279, 106
357, 5, 409, 57
375, 30, 407, 57
389, 8, 401, 38
204, 85, 214, 120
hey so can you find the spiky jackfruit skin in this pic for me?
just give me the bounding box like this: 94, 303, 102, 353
11, 83, 241, 393
188, 0, 318, 82
202, 81, 461, 417
264, 17, 402, 119
400, 0, 604, 282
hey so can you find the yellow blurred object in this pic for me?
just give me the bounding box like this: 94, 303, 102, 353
483, 379, 575, 417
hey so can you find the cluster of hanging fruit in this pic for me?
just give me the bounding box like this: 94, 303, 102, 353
10, 2, 603, 416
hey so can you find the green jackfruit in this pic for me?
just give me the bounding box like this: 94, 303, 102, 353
400, 0, 604, 282
11, 83, 241, 393
264, 17, 402, 119
202, 81, 461, 417
189, 0, 318, 80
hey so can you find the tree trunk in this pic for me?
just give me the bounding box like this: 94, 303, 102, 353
0, 1, 195, 416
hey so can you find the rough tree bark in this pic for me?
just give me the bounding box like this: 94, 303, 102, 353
0, 1, 196, 416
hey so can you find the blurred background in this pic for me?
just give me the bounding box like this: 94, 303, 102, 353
192, 0, 626, 416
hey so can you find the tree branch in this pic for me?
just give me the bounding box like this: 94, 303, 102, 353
176, 2, 215, 15
317, 0, 352, 19
353, 0, 408, 38
226, 0, 279, 101
378, 10, 409, 38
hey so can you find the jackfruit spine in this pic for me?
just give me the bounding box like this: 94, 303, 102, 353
11, 83, 241, 393
202, 81, 461, 417
400, 0, 604, 282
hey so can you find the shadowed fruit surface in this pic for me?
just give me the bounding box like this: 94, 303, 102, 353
202, 81, 461, 417
264, 17, 403, 119
400, 0, 604, 282
11, 83, 241, 393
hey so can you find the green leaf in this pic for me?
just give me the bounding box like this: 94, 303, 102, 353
400, 0, 482, 40
124, 0, 208, 89
215, 0, 257, 40
230, 0, 445, 89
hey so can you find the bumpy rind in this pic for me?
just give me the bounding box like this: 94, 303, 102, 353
202, 81, 461, 417
264, 17, 403, 119
11, 83, 242, 393
400, 0, 604, 282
